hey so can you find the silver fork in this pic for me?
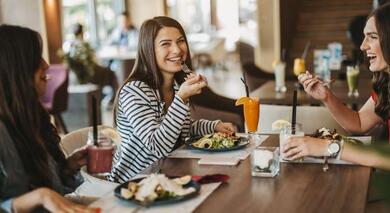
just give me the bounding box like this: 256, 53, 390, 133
181, 62, 193, 74
322, 79, 335, 87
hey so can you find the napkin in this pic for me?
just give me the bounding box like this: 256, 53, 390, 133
198, 156, 240, 166
192, 174, 229, 184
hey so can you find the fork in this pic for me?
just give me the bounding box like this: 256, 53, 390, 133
322, 79, 335, 87
181, 62, 193, 74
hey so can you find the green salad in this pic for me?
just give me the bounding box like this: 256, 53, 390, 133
191, 133, 240, 149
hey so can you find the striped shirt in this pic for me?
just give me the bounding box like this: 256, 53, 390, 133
108, 80, 219, 183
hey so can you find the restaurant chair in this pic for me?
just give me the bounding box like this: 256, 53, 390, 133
258, 104, 348, 135
61, 125, 119, 202
237, 41, 275, 91
191, 87, 245, 132
60, 125, 116, 157
40, 64, 69, 134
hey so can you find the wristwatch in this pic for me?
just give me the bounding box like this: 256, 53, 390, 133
327, 140, 341, 158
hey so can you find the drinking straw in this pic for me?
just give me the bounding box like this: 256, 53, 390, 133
240, 73, 249, 97
291, 90, 297, 134
282, 48, 286, 62
92, 96, 98, 146
301, 40, 311, 59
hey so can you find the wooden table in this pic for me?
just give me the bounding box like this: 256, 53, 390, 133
250, 80, 372, 108
159, 135, 371, 213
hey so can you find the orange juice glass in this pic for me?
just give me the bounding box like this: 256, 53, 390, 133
293, 58, 306, 76
244, 97, 260, 133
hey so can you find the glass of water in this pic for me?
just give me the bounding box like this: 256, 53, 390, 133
251, 147, 280, 177
279, 123, 304, 161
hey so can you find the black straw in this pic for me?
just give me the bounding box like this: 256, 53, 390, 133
291, 90, 297, 134
92, 96, 98, 146
241, 73, 249, 97
282, 48, 286, 62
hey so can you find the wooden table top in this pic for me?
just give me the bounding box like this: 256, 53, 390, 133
160, 135, 371, 213
250, 80, 372, 106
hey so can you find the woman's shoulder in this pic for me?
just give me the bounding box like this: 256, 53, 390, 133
120, 80, 156, 99
122, 80, 152, 92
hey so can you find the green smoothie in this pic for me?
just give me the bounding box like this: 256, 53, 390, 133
347, 68, 359, 95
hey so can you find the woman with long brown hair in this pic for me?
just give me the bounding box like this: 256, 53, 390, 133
108, 16, 236, 183
282, 3, 390, 169
0, 25, 97, 212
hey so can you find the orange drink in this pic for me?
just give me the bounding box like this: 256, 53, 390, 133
293, 58, 306, 76
236, 97, 260, 133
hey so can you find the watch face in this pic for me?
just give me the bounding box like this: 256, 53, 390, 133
329, 142, 340, 154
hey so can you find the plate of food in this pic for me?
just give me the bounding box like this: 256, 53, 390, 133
114, 174, 200, 206
312, 127, 364, 145
186, 133, 250, 152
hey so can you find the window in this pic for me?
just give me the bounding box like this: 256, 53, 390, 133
61, 0, 123, 47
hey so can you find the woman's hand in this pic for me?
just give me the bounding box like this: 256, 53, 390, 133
214, 122, 237, 136
177, 74, 207, 102
67, 145, 89, 173
298, 71, 330, 102
282, 136, 330, 160
13, 188, 100, 213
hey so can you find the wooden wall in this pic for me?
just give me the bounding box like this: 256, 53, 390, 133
283, 0, 372, 72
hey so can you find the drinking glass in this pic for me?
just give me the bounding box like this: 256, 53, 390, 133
87, 131, 115, 175
293, 58, 306, 77
279, 123, 304, 161
347, 66, 359, 97
251, 147, 280, 177
274, 62, 287, 92
243, 97, 260, 134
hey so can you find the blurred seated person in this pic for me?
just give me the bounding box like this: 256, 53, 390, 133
62, 23, 118, 106
0, 24, 98, 213
106, 11, 139, 51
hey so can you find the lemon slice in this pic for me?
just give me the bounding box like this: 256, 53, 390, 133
173, 175, 192, 185
271, 119, 291, 131
101, 128, 122, 145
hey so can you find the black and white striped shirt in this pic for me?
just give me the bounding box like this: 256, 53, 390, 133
108, 80, 219, 183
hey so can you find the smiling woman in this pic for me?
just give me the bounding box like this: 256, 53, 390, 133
108, 16, 237, 183
281, 3, 390, 170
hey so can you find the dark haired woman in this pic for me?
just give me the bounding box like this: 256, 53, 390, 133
108, 16, 236, 183
0, 25, 97, 212
282, 3, 390, 169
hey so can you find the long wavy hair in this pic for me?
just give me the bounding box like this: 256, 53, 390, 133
0, 25, 68, 189
114, 16, 192, 124
369, 3, 390, 121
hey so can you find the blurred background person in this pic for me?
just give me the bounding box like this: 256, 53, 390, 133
61, 23, 118, 108
106, 11, 139, 51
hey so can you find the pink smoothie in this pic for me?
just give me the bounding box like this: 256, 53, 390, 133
87, 144, 114, 174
